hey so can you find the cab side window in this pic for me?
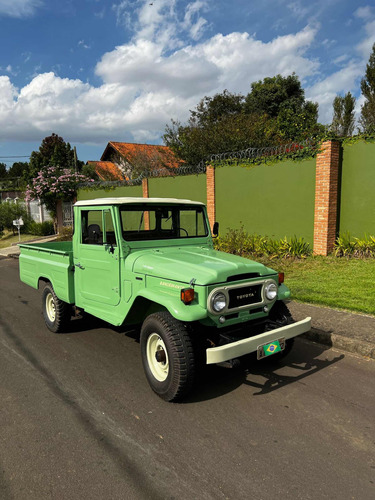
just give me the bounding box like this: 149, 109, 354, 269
82, 210, 103, 245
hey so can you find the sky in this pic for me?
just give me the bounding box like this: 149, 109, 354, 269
0, 0, 374, 165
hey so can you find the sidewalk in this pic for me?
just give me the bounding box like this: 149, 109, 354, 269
1, 241, 374, 360
289, 302, 375, 360
0, 235, 57, 258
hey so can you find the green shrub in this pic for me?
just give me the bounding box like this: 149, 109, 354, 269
26, 220, 55, 236
335, 232, 375, 257
0, 201, 31, 232
215, 227, 312, 258
57, 226, 73, 241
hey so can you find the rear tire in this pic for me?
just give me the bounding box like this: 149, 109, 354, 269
42, 283, 71, 333
140, 312, 195, 402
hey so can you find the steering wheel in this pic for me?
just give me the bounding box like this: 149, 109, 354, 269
178, 227, 189, 237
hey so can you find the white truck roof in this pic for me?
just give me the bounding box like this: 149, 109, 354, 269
74, 197, 204, 207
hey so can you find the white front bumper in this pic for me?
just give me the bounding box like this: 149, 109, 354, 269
206, 317, 311, 364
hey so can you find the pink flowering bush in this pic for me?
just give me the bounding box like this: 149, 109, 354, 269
25, 166, 94, 216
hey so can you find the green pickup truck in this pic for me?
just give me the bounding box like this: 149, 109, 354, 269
19, 197, 311, 401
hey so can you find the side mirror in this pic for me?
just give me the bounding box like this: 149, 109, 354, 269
212, 222, 219, 237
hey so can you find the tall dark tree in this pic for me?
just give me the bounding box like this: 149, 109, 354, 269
360, 43, 375, 133
0, 162, 7, 179
245, 74, 305, 117
8, 161, 30, 178
330, 92, 356, 136
189, 90, 245, 126
28, 133, 78, 181
245, 74, 321, 140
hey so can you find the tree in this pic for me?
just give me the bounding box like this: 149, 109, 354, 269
25, 166, 94, 218
8, 162, 30, 179
245, 74, 305, 117
360, 43, 375, 133
0, 162, 7, 179
164, 74, 323, 165
245, 74, 321, 141
0, 201, 30, 234
164, 114, 281, 165
330, 92, 356, 136
28, 133, 83, 181
189, 90, 245, 126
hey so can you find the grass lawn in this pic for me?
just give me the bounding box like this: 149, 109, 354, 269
0, 230, 37, 249
257, 255, 375, 316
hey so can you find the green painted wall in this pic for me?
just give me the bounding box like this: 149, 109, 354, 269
340, 142, 375, 237
148, 174, 206, 204
77, 185, 143, 201
215, 159, 316, 243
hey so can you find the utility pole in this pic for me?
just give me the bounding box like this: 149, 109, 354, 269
73, 146, 78, 172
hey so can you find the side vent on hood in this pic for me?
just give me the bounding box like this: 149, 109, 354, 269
226, 273, 260, 282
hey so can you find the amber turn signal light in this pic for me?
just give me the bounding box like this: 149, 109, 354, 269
181, 288, 195, 304
278, 272, 284, 284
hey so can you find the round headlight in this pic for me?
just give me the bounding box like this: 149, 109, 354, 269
212, 292, 227, 312
265, 282, 278, 300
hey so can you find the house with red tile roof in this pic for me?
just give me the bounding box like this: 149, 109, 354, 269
87, 142, 182, 181
86, 161, 124, 181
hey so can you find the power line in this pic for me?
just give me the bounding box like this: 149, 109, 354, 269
0, 155, 30, 158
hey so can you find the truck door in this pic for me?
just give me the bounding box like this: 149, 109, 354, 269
75, 208, 120, 307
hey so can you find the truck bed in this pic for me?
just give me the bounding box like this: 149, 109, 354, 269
19, 241, 75, 304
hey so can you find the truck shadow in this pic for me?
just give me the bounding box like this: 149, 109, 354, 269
185, 338, 345, 403
61, 317, 345, 404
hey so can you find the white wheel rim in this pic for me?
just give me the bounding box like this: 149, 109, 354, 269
146, 333, 169, 382
46, 293, 56, 322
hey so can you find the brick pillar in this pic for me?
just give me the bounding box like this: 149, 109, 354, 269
313, 140, 341, 255
142, 177, 149, 198
206, 165, 216, 230
142, 177, 150, 230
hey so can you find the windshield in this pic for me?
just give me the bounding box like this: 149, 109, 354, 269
120, 204, 208, 241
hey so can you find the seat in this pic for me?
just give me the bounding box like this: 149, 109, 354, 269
87, 224, 102, 244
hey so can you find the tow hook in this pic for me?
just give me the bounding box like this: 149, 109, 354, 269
217, 358, 241, 369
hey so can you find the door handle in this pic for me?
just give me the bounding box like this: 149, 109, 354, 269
74, 262, 85, 270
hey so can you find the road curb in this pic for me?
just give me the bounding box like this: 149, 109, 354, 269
303, 329, 375, 359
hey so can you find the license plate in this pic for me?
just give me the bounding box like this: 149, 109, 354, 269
257, 338, 285, 360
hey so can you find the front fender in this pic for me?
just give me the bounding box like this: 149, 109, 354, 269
278, 283, 291, 301
136, 288, 207, 322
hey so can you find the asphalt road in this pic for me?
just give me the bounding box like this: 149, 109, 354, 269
0, 257, 374, 500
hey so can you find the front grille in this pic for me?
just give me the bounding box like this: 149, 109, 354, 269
228, 284, 262, 309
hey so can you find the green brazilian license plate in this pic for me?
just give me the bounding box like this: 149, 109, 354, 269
257, 338, 285, 360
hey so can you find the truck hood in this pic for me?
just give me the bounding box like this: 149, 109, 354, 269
131, 246, 276, 285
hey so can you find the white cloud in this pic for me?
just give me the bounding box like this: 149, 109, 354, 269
356, 19, 375, 58
78, 40, 91, 50
182, 1, 209, 41
0, 0, 42, 18
0, 0, 370, 144
113, 0, 210, 48
354, 6, 374, 20
287, 1, 311, 20
0, 21, 322, 143
306, 61, 364, 123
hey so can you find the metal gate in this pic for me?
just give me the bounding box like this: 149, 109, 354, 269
62, 202, 73, 227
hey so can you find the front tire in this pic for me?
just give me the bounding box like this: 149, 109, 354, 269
140, 312, 195, 402
42, 283, 71, 333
